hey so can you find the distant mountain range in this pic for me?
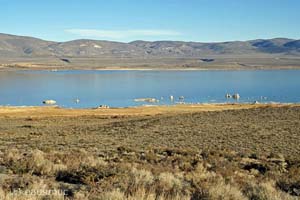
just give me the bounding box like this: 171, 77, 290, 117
0, 33, 299, 69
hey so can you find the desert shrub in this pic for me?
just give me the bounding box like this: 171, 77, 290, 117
56, 164, 117, 185
73, 191, 88, 200
4, 149, 67, 176
99, 189, 125, 200
27, 150, 67, 176
129, 167, 154, 188
156, 172, 185, 197
243, 182, 269, 200
49, 149, 107, 170
243, 181, 298, 200
2, 147, 300, 200
99, 188, 191, 200
1, 178, 65, 200
276, 180, 300, 197
208, 178, 247, 200
3, 148, 23, 163
158, 172, 182, 191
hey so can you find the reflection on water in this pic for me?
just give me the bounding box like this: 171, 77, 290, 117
0, 70, 299, 108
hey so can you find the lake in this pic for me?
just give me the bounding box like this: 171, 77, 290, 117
0, 70, 299, 108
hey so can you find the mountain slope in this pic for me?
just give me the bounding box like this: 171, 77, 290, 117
0, 33, 300, 69
46, 39, 146, 57
0, 33, 55, 57
0, 33, 300, 59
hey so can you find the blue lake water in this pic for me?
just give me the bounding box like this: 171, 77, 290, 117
0, 70, 299, 108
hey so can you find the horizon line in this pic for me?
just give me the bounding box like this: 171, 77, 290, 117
0, 32, 298, 44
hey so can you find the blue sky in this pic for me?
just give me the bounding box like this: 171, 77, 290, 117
0, 0, 299, 42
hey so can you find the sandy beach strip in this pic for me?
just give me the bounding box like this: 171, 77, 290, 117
0, 103, 298, 118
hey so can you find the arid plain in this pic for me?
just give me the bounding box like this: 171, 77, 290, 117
0, 104, 299, 199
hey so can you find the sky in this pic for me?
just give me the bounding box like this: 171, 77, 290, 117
0, 0, 299, 42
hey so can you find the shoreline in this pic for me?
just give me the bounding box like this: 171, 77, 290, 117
2, 65, 300, 71
1, 103, 299, 118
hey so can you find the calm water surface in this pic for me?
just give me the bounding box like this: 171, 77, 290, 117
0, 70, 299, 108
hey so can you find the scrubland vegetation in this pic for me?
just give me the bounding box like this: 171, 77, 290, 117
0, 105, 299, 199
